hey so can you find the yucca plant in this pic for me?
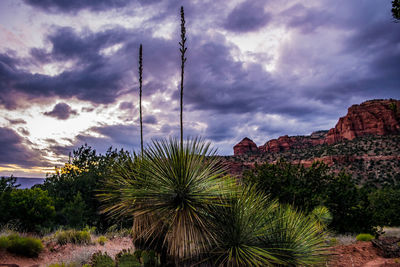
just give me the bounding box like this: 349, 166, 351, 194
99, 138, 235, 263
203, 186, 328, 267
261, 205, 329, 266
98, 152, 142, 221
204, 186, 281, 266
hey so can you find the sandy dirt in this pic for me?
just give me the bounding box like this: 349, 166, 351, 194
0, 237, 133, 267
328, 241, 400, 267
2, 238, 400, 267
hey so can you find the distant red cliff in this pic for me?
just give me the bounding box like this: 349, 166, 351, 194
234, 99, 400, 156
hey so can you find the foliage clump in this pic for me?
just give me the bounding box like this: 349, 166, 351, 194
243, 159, 376, 234
54, 229, 91, 245
0, 233, 43, 257
89, 251, 115, 267
356, 233, 375, 242
97, 235, 107, 246
0, 185, 55, 232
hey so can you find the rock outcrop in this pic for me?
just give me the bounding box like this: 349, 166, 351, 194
258, 131, 327, 153
325, 99, 400, 144
234, 99, 400, 156
233, 137, 259, 155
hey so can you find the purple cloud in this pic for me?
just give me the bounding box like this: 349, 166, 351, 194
0, 127, 46, 167
44, 103, 78, 120
24, 0, 133, 13
224, 0, 271, 32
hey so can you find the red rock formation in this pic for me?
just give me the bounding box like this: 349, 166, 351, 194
233, 137, 259, 155
233, 99, 400, 155
258, 132, 327, 153
326, 99, 400, 144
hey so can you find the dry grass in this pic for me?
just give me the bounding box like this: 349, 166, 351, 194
382, 227, 400, 237
332, 234, 357, 245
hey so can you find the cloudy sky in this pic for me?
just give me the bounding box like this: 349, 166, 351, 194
0, 0, 399, 177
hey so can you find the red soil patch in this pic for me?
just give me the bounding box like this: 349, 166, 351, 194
2, 238, 400, 267
328, 241, 400, 267
0, 237, 133, 267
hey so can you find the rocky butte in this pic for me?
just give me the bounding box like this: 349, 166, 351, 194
226, 99, 400, 185
234, 99, 400, 156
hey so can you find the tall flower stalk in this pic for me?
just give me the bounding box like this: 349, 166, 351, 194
139, 44, 144, 155
179, 6, 187, 148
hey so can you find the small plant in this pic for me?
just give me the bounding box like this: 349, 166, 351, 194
97, 236, 107, 246
356, 233, 374, 241
115, 249, 140, 267
0, 235, 10, 248
90, 251, 115, 267
0, 233, 43, 257
141, 250, 159, 267
328, 238, 339, 246
54, 229, 91, 245
47, 263, 80, 267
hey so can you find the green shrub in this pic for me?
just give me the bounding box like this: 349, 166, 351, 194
0, 236, 9, 249
141, 250, 158, 267
0, 188, 55, 232
356, 233, 374, 241
90, 251, 115, 267
133, 249, 142, 260
115, 249, 140, 267
47, 263, 80, 267
97, 236, 107, 245
54, 229, 91, 245
2, 234, 44, 257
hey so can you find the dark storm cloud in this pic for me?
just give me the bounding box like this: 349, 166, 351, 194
44, 102, 78, 120
281, 3, 333, 34
182, 36, 313, 118
24, 0, 133, 13
143, 115, 157, 124
6, 118, 27, 125
0, 28, 130, 108
119, 101, 134, 110
0, 127, 46, 167
308, 19, 400, 103
224, 0, 271, 32
0, 23, 181, 110
17, 127, 30, 136
90, 124, 140, 147
47, 124, 142, 157
205, 117, 235, 142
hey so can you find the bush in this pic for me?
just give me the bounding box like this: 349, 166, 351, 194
356, 233, 374, 241
54, 229, 91, 245
97, 236, 107, 246
115, 249, 141, 267
368, 188, 400, 227
1, 234, 43, 257
141, 250, 159, 267
41, 145, 132, 231
48, 264, 80, 267
0, 188, 55, 232
0, 235, 10, 248
61, 192, 88, 228
90, 251, 115, 267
